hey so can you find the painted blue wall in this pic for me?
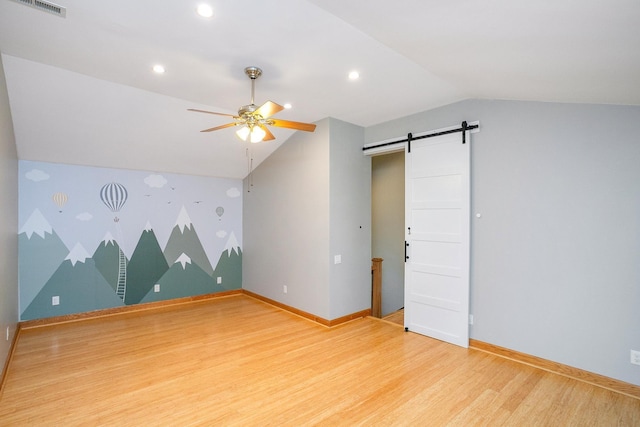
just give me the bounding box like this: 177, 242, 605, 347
18, 161, 242, 320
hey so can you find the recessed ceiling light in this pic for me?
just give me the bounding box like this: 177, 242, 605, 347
196, 4, 213, 18
284, 103, 292, 109
153, 64, 166, 74
348, 71, 360, 80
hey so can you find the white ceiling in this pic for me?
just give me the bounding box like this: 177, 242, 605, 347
1, 0, 639, 179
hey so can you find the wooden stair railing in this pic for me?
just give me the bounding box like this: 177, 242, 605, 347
371, 258, 383, 318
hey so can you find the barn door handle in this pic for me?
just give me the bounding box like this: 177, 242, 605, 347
405, 241, 410, 261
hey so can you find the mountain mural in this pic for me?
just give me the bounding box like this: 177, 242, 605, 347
213, 232, 242, 290
93, 232, 128, 294
163, 206, 214, 276
124, 222, 169, 305
18, 162, 244, 321
21, 243, 125, 320
140, 253, 225, 304
19, 209, 69, 313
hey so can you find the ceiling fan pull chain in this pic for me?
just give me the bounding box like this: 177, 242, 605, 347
246, 148, 255, 192
250, 156, 254, 189
246, 148, 251, 192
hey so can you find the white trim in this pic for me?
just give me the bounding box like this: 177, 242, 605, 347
363, 120, 480, 157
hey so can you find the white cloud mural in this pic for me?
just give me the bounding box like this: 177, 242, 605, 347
76, 212, 93, 221
25, 169, 50, 182
226, 187, 241, 198
144, 174, 168, 188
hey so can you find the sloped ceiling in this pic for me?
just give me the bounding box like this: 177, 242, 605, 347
1, 0, 638, 179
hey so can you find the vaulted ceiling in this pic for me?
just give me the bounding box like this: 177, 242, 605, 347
1, 0, 638, 179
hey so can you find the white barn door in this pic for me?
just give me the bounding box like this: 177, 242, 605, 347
404, 130, 470, 348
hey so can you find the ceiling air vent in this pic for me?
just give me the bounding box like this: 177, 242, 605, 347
9, 0, 66, 18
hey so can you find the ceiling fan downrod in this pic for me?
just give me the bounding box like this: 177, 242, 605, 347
244, 66, 262, 106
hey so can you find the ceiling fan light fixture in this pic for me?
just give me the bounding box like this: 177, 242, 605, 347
235, 125, 266, 143
189, 66, 316, 142
236, 126, 250, 141
250, 126, 266, 143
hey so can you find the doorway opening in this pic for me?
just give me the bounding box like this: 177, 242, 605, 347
371, 151, 405, 320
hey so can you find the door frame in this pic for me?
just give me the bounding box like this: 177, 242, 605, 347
364, 121, 479, 339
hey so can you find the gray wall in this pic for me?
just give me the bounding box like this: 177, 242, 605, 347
372, 152, 405, 316
243, 119, 331, 317
328, 119, 371, 319
243, 118, 370, 320
0, 54, 19, 375
366, 99, 640, 386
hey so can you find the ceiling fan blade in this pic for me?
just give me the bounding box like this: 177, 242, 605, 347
269, 118, 316, 132
188, 108, 237, 118
260, 125, 276, 141
200, 122, 237, 132
255, 101, 284, 119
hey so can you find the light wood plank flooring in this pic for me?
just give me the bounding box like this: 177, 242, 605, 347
1, 295, 638, 425
382, 308, 404, 326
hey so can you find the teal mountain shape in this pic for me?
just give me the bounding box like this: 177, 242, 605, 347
125, 227, 169, 305
213, 248, 242, 290
19, 228, 69, 315
21, 258, 124, 321
140, 254, 225, 304
93, 235, 128, 294
163, 207, 214, 276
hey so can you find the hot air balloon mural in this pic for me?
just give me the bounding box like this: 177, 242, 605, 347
100, 182, 129, 302
52, 192, 68, 213
100, 182, 128, 222
216, 206, 224, 221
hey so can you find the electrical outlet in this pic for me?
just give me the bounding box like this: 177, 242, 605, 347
154, 284, 160, 293
217, 277, 222, 284
631, 350, 640, 366
334, 255, 342, 264
469, 314, 474, 325
52, 296, 60, 306
283, 285, 288, 294
5, 326, 9, 341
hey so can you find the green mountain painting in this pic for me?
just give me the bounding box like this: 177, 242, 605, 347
163, 206, 214, 276
21, 244, 124, 321
124, 223, 169, 305
19, 209, 69, 316
214, 250, 242, 290
140, 253, 225, 303
93, 232, 128, 294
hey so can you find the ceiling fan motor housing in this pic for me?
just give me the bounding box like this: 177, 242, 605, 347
238, 104, 258, 117
244, 66, 262, 80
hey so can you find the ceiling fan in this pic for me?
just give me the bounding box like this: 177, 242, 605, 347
188, 66, 316, 143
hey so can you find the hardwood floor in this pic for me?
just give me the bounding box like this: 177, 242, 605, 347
1, 295, 638, 425
382, 308, 404, 326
